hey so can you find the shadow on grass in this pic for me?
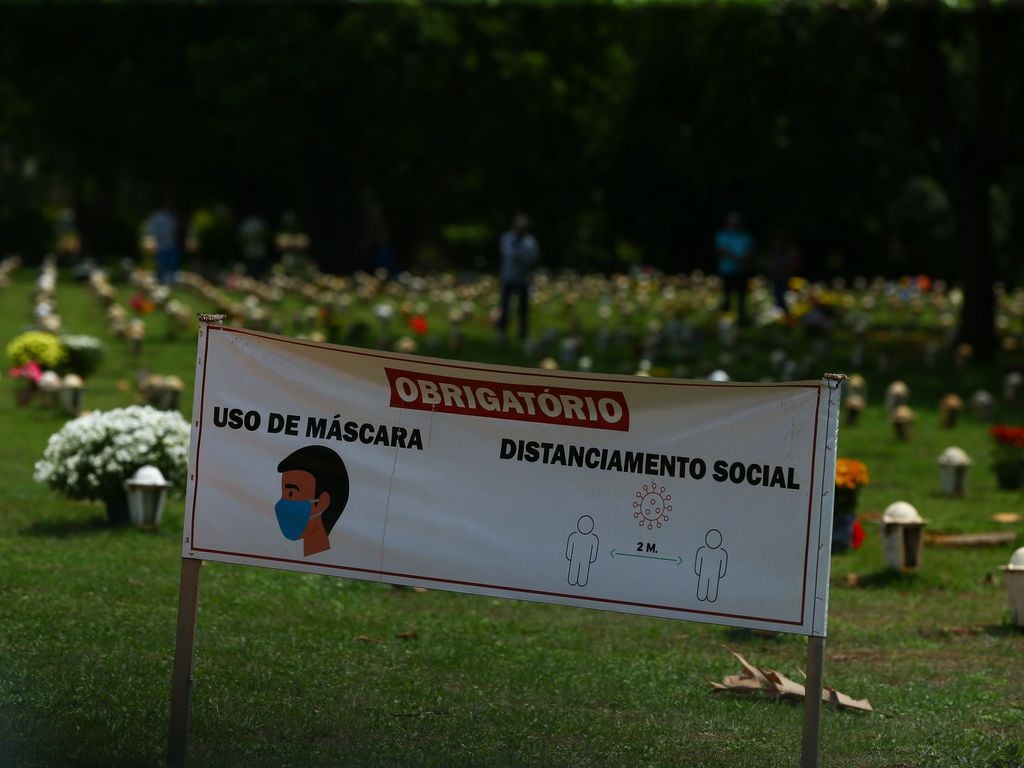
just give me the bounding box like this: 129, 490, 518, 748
20, 514, 112, 538
722, 626, 789, 644
975, 623, 1023, 638
832, 569, 921, 590
915, 621, 1023, 641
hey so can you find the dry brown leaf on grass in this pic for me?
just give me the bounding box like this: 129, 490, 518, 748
355, 635, 385, 644
992, 513, 1023, 524
708, 645, 873, 712
926, 531, 1016, 547
823, 685, 874, 710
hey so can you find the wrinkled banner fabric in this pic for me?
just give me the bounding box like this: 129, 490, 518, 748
183, 325, 837, 636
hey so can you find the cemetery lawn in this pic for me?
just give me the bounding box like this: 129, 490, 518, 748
1, 271, 1023, 768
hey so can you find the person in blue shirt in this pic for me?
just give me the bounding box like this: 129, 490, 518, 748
497, 213, 540, 343
715, 211, 755, 326
146, 200, 181, 285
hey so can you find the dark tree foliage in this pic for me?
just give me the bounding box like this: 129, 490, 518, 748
846, 0, 1021, 359
0, 4, 1020, 356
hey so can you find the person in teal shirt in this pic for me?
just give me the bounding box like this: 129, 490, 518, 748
715, 211, 754, 326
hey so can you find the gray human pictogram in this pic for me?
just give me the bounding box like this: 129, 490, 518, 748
566, 515, 600, 587
695, 528, 728, 602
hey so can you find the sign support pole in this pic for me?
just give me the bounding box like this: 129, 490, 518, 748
168, 557, 203, 768
800, 372, 845, 768
800, 634, 826, 768
168, 313, 224, 767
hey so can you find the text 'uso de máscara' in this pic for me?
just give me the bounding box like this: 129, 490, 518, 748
211, 407, 424, 450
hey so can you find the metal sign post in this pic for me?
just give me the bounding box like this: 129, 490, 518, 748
168, 314, 223, 767
168, 557, 202, 768
800, 373, 844, 768
801, 635, 827, 768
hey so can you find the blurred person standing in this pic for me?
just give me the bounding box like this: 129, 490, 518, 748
768, 235, 801, 315
146, 199, 181, 285
497, 213, 540, 343
714, 211, 754, 326
239, 213, 270, 278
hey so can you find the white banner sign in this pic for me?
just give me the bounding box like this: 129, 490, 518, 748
183, 325, 839, 636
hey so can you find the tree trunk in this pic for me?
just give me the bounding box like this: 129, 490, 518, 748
954, 4, 1002, 362
955, 183, 996, 360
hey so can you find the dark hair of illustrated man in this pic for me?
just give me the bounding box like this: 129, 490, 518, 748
276, 445, 350, 534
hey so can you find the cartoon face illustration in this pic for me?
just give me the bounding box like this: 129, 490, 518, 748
275, 445, 350, 557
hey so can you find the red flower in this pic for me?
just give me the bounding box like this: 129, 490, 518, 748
409, 315, 429, 336
992, 425, 1024, 449
8, 360, 42, 382
851, 519, 865, 550
130, 293, 156, 314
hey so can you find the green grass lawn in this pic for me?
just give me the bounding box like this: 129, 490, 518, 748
1, 267, 1023, 767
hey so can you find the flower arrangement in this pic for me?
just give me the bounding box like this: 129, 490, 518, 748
990, 425, 1024, 489
832, 458, 869, 554
8, 359, 42, 383
990, 424, 1024, 450
60, 334, 105, 377
835, 458, 870, 492
6, 331, 66, 369
130, 293, 156, 314
34, 406, 190, 520
409, 315, 429, 335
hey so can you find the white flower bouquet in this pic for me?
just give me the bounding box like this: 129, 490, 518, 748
34, 406, 190, 513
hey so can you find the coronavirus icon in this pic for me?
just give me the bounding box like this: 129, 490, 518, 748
633, 480, 671, 530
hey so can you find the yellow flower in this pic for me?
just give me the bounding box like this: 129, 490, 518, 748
787, 276, 808, 291
6, 331, 66, 369
835, 458, 869, 490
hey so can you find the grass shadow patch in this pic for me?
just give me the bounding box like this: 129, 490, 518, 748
20, 514, 112, 538
721, 626, 789, 644
975, 623, 1023, 638
834, 569, 926, 590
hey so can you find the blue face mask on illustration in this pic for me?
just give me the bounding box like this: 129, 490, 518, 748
274, 498, 323, 540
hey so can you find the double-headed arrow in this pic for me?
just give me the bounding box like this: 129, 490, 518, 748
610, 548, 683, 566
